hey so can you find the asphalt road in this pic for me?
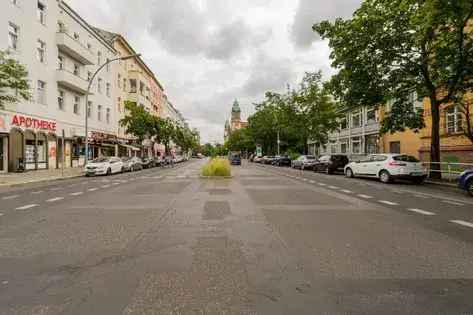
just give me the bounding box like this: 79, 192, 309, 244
1, 160, 473, 314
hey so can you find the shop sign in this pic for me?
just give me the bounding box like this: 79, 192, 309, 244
11, 114, 56, 132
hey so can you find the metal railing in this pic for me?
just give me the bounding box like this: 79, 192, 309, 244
422, 162, 473, 182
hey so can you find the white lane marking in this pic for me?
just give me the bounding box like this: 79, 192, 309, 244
16, 204, 38, 210
413, 194, 429, 199
442, 200, 464, 206
112, 182, 120, 185
2, 195, 19, 200
328, 186, 339, 189
49, 188, 61, 191
101, 185, 110, 188
341, 189, 353, 194
450, 220, 473, 229
302, 178, 308, 181
47, 197, 64, 202
70, 192, 83, 196
358, 194, 373, 199
88, 188, 98, 192
318, 183, 327, 186
309, 180, 316, 184
31, 191, 44, 194
407, 208, 436, 216
176, 175, 186, 179
379, 200, 399, 206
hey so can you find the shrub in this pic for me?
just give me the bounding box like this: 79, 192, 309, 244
202, 158, 231, 177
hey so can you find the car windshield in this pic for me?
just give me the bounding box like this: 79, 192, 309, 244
92, 157, 109, 163
306, 155, 316, 160
393, 155, 420, 163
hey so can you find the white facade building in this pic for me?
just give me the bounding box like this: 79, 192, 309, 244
0, 0, 118, 172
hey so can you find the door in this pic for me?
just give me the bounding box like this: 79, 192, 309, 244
354, 155, 373, 175
368, 155, 388, 176
0, 137, 4, 171
389, 141, 401, 154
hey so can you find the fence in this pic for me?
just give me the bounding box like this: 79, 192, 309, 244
422, 162, 473, 182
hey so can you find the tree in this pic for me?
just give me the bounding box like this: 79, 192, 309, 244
0, 51, 30, 108
225, 127, 255, 153
314, 0, 473, 178
174, 125, 200, 154
120, 101, 153, 142
156, 117, 175, 155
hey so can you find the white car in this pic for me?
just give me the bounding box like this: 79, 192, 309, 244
85, 157, 124, 176
344, 154, 427, 184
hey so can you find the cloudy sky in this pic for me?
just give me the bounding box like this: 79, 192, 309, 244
67, 0, 361, 143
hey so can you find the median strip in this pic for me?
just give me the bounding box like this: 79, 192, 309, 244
16, 204, 38, 210
450, 220, 473, 229
407, 208, 436, 216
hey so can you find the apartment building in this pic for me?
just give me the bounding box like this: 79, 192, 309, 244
0, 0, 118, 172
312, 106, 380, 157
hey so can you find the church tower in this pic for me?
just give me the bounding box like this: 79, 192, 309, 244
231, 99, 241, 123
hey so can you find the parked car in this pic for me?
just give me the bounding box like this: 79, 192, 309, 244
122, 157, 143, 172
141, 157, 156, 169
344, 154, 427, 184
85, 157, 124, 176
459, 169, 473, 196
291, 155, 317, 170
313, 154, 349, 174
273, 155, 291, 167
253, 156, 263, 163
229, 153, 242, 165
263, 156, 277, 165
154, 156, 163, 167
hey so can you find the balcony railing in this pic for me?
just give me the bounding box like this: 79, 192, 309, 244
56, 31, 95, 65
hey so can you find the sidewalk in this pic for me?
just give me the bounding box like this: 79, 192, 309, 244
0, 167, 84, 187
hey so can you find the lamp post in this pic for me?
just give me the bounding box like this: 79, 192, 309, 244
84, 54, 141, 164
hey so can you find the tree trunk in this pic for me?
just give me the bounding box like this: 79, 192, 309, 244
429, 98, 441, 179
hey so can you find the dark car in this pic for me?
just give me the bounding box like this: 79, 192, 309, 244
263, 156, 276, 165
122, 157, 143, 172
141, 157, 155, 169
230, 154, 242, 165
459, 169, 473, 197
313, 154, 349, 174
273, 155, 291, 167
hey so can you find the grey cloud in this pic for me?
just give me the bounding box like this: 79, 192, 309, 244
291, 0, 362, 48
206, 20, 256, 60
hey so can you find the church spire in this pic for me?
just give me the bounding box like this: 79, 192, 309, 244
232, 99, 241, 113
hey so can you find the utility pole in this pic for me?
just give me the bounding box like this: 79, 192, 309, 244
84, 54, 141, 165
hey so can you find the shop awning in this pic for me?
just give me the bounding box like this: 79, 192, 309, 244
119, 144, 141, 151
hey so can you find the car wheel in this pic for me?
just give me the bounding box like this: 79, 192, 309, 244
325, 167, 331, 175
121, 167, 125, 173
106, 168, 111, 176
379, 170, 391, 183
301, 165, 305, 171
467, 179, 473, 197
345, 168, 354, 178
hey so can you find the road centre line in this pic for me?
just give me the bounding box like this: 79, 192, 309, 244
101, 185, 110, 188
16, 204, 38, 210
0, 213, 3, 217
309, 180, 316, 184
442, 200, 465, 206
318, 183, 327, 186
407, 208, 436, 216
328, 186, 339, 189
70, 192, 83, 196
358, 194, 373, 199
341, 189, 353, 194
379, 200, 399, 206
88, 188, 98, 191
47, 197, 64, 202
450, 220, 473, 228
31, 191, 44, 194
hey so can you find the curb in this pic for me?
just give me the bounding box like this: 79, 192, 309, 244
0, 173, 84, 188
199, 175, 233, 179
424, 180, 458, 188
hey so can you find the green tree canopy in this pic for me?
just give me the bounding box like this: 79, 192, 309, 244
0, 51, 30, 108
314, 0, 473, 178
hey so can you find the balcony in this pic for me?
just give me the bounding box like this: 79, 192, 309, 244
365, 121, 381, 134
56, 32, 95, 65
56, 69, 89, 94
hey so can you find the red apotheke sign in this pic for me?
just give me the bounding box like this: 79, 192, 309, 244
11, 114, 57, 133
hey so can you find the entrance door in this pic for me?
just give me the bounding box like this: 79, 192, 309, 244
389, 141, 401, 154
0, 137, 4, 171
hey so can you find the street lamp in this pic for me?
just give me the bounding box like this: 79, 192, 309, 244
84, 54, 141, 164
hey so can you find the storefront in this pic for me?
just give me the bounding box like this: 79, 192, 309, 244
0, 111, 57, 172
88, 131, 119, 159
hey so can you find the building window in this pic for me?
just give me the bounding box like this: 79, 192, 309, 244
37, 80, 46, 105
58, 90, 65, 110
11, 0, 18, 5
73, 95, 80, 114
139, 81, 145, 95
106, 58, 110, 72
37, 1, 46, 25
408, 91, 423, 110
87, 43, 92, 50
351, 137, 361, 154
117, 97, 121, 113
340, 140, 348, 154
37, 40, 46, 63
123, 78, 127, 91
330, 141, 338, 154
58, 55, 64, 70
106, 108, 111, 123
106, 83, 110, 97
97, 78, 102, 93
446, 105, 463, 134
87, 71, 92, 81
389, 141, 401, 154
97, 51, 102, 65
340, 115, 348, 130
365, 135, 379, 154
73, 33, 79, 40
87, 101, 92, 118
97, 105, 102, 121
73, 63, 80, 76
57, 21, 66, 33
130, 79, 137, 93
366, 108, 377, 124
118, 74, 121, 89
351, 111, 361, 128
8, 22, 19, 50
